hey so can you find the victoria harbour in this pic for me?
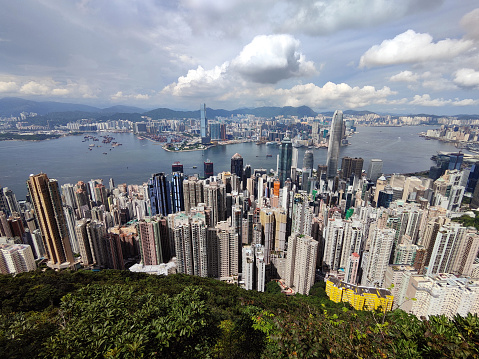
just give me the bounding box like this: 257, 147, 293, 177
0, 125, 463, 199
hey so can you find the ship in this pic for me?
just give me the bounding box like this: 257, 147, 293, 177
192, 166, 197, 169
266, 154, 272, 157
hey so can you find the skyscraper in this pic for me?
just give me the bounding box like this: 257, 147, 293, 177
200, 103, 209, 144
367, 159, 383, 182
341, 157, 364, 180
204, 159, 214, 179
148, 173, 171, 216
170, 172, 185, 213
172, 161, 183, 173
27, 173, 75, 266
278, 137, 292, 186
231, 153, 244, 179
326, 110, 343, 178
303, 150, 314, 170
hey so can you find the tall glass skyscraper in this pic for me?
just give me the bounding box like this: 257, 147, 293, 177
326, 110, 343, 178
231, 153, 244, 179
200, 103, 209, 144
278, 137, 292, 186
148, 173, 171, 216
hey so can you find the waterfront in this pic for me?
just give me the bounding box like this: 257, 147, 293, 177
0, 125, 466, 200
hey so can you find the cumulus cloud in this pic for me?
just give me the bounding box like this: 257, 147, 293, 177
0, 81, 18, 92
359, 30, 473, 68
389, 71, 418, 82
162, 63, 229, 97
231, 34, 316, 84
110, 91, 151, 101
453, 68, 479, 88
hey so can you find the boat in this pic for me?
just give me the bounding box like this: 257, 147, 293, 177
266, 154, 272, 157
192, 166, 197, 169
103, 152, 107, 155
89, 144, 95, 147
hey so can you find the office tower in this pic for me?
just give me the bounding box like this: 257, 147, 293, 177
341, 157, 363, 180
367, 159, 383, 182
204, 159, 214, 179
231, 153, 244, 179
172, 161, 183, 173
448, 152, 464, 171
0, 244, 36, 274
243, 164, 252, 190
326, 110, 343, 178
292, 147, 299, 169
200, 103, 209, 144
377, 185, 394, 208
285, 232, 318, 294
216, 221, 239, 278
209, 122, 221, 140
170, 172, 185, 213
361, 227, 395, 287
27, 173, 75, 266
303, 150, 314, 170
278, 137, 292, 186
148, 173, 171, 216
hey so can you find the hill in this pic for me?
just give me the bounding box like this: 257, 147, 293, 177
1, 270, 477, 358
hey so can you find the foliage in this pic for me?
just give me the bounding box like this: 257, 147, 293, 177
452, 211, 479, 230
1, 270, 478, 358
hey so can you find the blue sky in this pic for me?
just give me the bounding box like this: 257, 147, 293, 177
1, 0, 479, 114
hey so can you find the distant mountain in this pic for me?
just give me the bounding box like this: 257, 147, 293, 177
343, 110, 377, 116
0, 98, 146, 117
100, 105, 145, 114
0, 97, 101, 116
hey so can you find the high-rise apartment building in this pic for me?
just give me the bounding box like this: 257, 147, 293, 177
284, 232, 318, 295
0, 244, 36, 274
326, 110, 343, 178
361, 227, 395, 287
27, 173, 75, 267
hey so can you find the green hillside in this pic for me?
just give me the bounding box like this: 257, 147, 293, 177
0, 270, 478, 358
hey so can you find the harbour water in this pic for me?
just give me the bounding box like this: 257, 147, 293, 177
0, 125, 464, 200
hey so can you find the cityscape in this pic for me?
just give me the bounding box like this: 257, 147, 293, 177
1, 106, 479, 321
2, 1, 479, 357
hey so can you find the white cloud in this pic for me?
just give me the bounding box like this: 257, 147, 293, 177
162, 63, 229, 97
0, 81, 18, 92
20, 81, 51, 95
454, 68, 479, 88
359, 30, 473, 68
408, 94, 478, 107
389, 71, 418, 82
111, 91, 151, 101
231, 34, 316, 84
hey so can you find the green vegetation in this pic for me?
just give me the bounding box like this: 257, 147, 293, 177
1, 270, 478, 358
453, 211, 479, 230
0, 133, 61, 141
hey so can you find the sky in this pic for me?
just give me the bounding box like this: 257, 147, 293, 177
1, 0, 479, 115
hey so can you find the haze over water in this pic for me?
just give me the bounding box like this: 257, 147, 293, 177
0, 125, 463, 200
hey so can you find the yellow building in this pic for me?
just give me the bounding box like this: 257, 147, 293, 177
325, 277, 393, 312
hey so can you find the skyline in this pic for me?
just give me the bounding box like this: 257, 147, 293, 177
0, 1, 479, 114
